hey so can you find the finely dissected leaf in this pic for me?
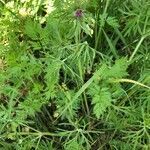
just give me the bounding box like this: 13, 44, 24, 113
106, 16, 119, 28
55, 89, 80, 120
64, 138, 82, 150
17, 98, 41, 119
96, 57, 128, 79
88, 58, 129, 119
89, 85, 112, 119
107, 57, 129, 78
99, 13, 119, 28
44, 60, 61, 99
0, 0, 149, 149
24, 19, 41, 40
99, 13, 108, 27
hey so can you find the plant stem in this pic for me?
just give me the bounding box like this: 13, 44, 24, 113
95, 0, 110, 50
129, 36, 145, 62
112, 78, 150, 89
6, 130, 74, 137
78, 58, 90, 115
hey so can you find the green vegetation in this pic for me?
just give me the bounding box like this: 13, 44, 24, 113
0, 0, 150, 149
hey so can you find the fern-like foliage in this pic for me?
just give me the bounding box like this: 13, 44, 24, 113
55, 88, 80, 120
24, 19, 42, 40
88, 86, 112, 119
0, 0, 149, 149
99, 13, 119, 28
88, 58, 129, 119
64, 138, 82, 150
44, 60, 61, 99
96, 57, 128, 79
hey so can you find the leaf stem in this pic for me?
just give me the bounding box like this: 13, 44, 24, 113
112, 78, 150, 89
129, 36, 145, 62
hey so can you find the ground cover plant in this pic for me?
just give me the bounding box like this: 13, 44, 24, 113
0, 0, 150, 149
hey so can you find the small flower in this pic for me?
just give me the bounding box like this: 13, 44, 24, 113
74, 9, 83, 18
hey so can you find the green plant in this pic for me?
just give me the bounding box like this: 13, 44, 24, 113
0, 0, 150, 149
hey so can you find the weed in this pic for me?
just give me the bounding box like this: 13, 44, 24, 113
0, 0, 150, 149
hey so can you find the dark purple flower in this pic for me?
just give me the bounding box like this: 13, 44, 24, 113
74, 9, 83, 18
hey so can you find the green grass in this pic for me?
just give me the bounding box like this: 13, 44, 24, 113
0, 0, 150, 149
